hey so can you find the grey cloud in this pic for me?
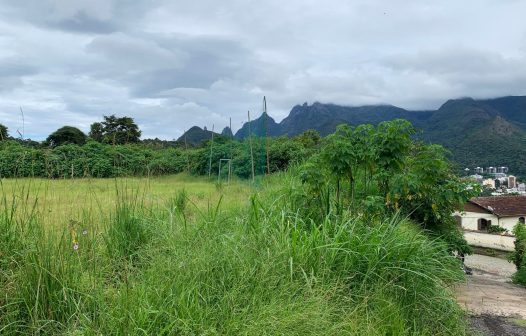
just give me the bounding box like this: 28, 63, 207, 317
1, 0, 526, 140
86, 33, 255, 96
0, 59, 39, 92
50, 12, 117, 34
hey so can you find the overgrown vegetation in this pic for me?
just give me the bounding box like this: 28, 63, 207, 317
0, 119, 478, 334
0, 129, 318, 179
510, 222, 526, 286
299, 120, 478, 253
0, 173, 470, 335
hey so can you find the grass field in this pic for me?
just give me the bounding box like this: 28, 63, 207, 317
0, 172, 470, 335
0, 173, 253, 229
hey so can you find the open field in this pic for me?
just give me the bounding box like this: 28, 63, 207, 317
1, 173, 471, 335
0, 174, 254, 229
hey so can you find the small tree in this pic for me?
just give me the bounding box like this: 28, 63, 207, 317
0, 123, 8, 141
89, 122, 104, 142
46, 126, 87, 147
373, 119, 415, 195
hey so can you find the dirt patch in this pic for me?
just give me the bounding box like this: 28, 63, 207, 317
469, 315, 526, 336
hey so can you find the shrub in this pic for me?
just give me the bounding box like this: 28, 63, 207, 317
510, 222, 526, 286
487, 224, 508, 234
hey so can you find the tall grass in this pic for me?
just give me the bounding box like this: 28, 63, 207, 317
0, 174, 468, 335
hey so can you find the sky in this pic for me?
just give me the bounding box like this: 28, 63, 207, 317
1, 0, 526, 140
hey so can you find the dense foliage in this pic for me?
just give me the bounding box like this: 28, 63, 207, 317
0, 123, 7, 141
0, 130, 317, 178
89, 115, 141, 144
45, 126, 87, 147
299, 119, 478, 253
511, 222, 526, 286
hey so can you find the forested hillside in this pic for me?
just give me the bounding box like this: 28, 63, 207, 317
235, 96, 526, 176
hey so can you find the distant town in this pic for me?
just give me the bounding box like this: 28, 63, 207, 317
466, 166, 524, 196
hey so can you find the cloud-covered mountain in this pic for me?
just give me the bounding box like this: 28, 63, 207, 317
234, 95, 526, 176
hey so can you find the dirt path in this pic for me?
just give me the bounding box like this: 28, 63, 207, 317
455, 254, 526, 335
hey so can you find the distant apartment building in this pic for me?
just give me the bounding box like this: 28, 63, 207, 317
487, 166, 497, 174
482, 178, 496, 189
508, 175, 517, 189
474, 167, 484, 174
497, 166, 509, 174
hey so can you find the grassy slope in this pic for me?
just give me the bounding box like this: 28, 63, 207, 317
0, 173, 469, 335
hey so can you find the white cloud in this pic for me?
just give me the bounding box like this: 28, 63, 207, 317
0, 0, 525, 140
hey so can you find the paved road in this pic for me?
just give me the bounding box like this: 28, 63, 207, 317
464, 254, 516, 278
457, 254, 526, 318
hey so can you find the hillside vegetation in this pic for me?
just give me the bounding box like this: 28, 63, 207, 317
236, 95, 526, 176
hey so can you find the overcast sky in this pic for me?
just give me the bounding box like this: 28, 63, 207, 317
1, 0, 526, 140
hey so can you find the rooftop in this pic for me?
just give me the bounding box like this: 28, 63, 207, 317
469, 196, 526, 217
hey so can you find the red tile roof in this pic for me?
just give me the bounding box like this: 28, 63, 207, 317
469, 196, 526, 217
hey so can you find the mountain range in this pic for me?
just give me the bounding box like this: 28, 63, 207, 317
181, 95, 526, 177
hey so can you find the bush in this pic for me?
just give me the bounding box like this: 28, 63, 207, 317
510, 222, 526, 286
487, 224, 508, 234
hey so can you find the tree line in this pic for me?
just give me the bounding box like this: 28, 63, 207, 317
0, 115, 321, 178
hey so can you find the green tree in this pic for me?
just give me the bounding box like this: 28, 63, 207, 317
353, 124, 377, 196
294, 129, 321, 148
89, 122, 104, 142
389, 143, 478, 253
373, 119, 415, 195
46, 126, 87, 147
89, 115, 142, 145
320, 125, 354, 209
0, 123, 8, 141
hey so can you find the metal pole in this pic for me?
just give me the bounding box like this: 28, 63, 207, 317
184, 129, 190, 173
264, 96, 270, 175
208, 124, 214, 178
218, 159, 222, 183
248, 111, 255, 182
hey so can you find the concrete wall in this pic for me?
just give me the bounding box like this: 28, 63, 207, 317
464, 231, 515, 251
458, 211, 498, 231
500, 217, 524, 232
456, 211, 523, 233
455, 211, 521, 251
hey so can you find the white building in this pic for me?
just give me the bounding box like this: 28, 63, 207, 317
456, 196, 526, 251
482, 178, 495, 189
